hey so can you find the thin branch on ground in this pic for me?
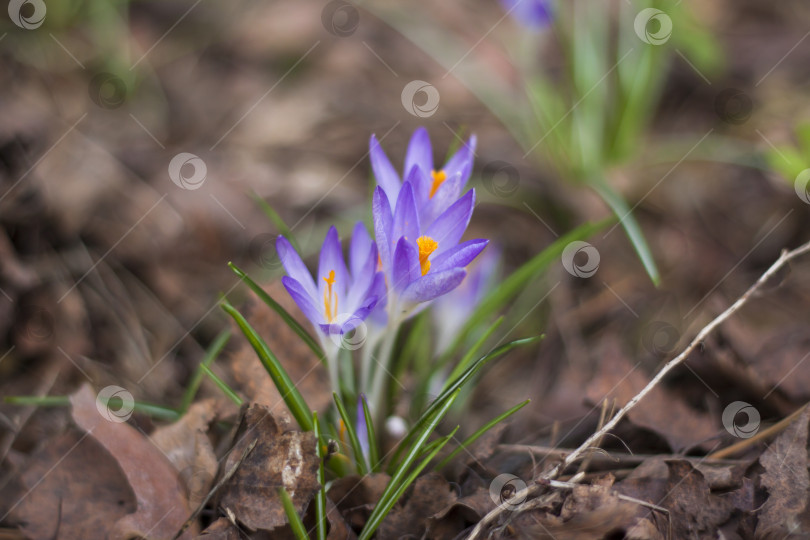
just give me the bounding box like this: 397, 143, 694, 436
467, 239, 810, 540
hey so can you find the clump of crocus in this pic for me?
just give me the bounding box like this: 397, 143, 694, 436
277, 128, 488, 420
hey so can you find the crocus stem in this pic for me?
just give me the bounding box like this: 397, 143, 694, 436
367, 321, 398, 426
360, 329, 383, 392
322, 339, 340, 396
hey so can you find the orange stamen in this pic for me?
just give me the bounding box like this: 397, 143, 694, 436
338, 418, 347, 446
323, 269, 338, 323
416, 236, 438, 275
429, 169, 447, 198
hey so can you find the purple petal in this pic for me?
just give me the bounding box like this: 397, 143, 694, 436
431, 239, 488, 273
466, 243, 500, 302
404, 127, 433, 181
392, 181, 420, 246
406, 165, 431, 215
318, 226, 349, 299
277, 236, 317, 299
282, 276, 323, 327
370, 134, 401, 203
392, 237, 420, 293
368, 271, 386, 304
443, 134, 476, 186
401, 267, 467, 304
319, 304, 375, 335
346, 242, 378, 309
350, 222, 373, 277
424, 171, 463, 228
373, 187, 394, 276
425, 189, 475, 253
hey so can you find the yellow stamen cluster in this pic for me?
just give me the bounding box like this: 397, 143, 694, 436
429, 169, 447, 199
417, 236, 438, 275
323, 269, 338, 323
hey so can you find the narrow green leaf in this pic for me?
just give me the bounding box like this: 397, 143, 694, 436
229, 262, 325, 364
251, 192, 301, 252
360, 391, 461, 540
333, 392, 369, 475
4, 395, 180, 422
313, 411, 327, 540
592, 182, 660, 285
360, 394, 380, 472
4, 395, 70, 407
199, 364, 243, 406
279, 487, 309, 540
180, 329, 231, 413
362, 428, 458, 539
436, 399, 530, 470
222, 300, 313, 431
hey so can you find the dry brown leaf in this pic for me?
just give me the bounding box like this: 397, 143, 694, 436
585, 343, 717, 452
429, 489, 495, 539
725, 322, 810, 404
150, 399, 219, 508
558, 484, 638, 537
227, 282, 332, 420
69, 384, 193, 539
378, 472, 456, 539
218, 403, 320, 532
757, 406, 810, 538
511, 485, 637, 540
327, 473, 390, 531
625, 517, 664, 540
661, 460, 732, 539
199, 517, 241, 539
325, 497, 357, 540
5, 429, 136, 539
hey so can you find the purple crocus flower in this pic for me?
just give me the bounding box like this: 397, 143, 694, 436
373, 180, 488, 312
276, 223, 385, 337
370, 128, 476, 228
500, 0, 552, 31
